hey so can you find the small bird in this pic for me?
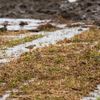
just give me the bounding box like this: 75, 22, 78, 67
92, 55, 100, 61
0, 21, 8, 32
33, 51, 42, 58
19, 21, 28, 30
32, 48, 42, 58
25, 44, 36, 52
19, 21, 28, 26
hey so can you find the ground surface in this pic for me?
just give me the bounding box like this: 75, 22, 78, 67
1, 0, 100, 100
1, 27, 100, 100
0, 0, 100, 22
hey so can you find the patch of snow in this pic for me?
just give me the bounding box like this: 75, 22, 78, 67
23, 82, 28, 86
0, 18, 66, 32
0, 94, 10, 100
0, 58, 11, 64
68, 0, 76, 2
19, 95, 28, 98
76, 42, 98, 54
81, 97, 96, 100
81, 85, 100, 100
0, 27, 88, 64
6, 89, 19, 93
28, 78, 35, 83
23, 78, 35, 85
0, 78, 36, 100
0, 18, 50, 31
0, 83, 6, 86
0, 31, 45, 40
0, 18, 49, 25
72, 22, 85, 25
0, 27, 88, 57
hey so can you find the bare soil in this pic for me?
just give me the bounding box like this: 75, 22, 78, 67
0, 0, 100, 22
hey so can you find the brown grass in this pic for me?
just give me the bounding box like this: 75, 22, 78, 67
37, 23, 61, 32
0, 34, 44, 49
0, 30, 29, 36
0, 28, 100, 99
57, 28, 100, 44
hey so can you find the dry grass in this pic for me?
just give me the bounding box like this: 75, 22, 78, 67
1, 28, 100, 99
0, 43, 98, 100
0, 30, 29, 36
65, 20, 100, 28
84, 21, 100, 26
37, 23, 61, 32
0, 34, 44, 49
57, 28, 100, 44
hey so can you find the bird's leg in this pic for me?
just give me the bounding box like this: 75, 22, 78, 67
4, 25, 7, 31
30, 49, 33, 54
29, 49, 31, 54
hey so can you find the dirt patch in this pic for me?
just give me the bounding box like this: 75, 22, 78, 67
0, 0, 100, 22
0, 0, 61, 19
58, 0, 100, 22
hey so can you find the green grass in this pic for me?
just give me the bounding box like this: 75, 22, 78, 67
96, 97, 100, 100
0, 34, 44, 48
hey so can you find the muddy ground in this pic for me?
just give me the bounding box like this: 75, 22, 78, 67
0, 0, 100, 22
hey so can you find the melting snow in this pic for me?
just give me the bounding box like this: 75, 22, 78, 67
81, 85, 100, 100
68, 0, 76, 2
0, 27, 88, 64
0, 94, 10, 100
0, 18, 88, 100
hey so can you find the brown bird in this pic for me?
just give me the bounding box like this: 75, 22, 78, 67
32, 48, 42, 58
0, 21, 8, 32
19, 21, 28, 27
33, 51, 42, 58
25, 44, 36, 52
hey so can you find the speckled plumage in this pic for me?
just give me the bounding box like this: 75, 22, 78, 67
33, 51, 42, 58
0, 21, 8, 32
25, 44, 36, 49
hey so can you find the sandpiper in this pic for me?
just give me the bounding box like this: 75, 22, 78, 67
33, 52, 42, 58
25, 44, 36, 52
33, 48, 42, 58
19, 21, 28, 30
0, 21, 8, 32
